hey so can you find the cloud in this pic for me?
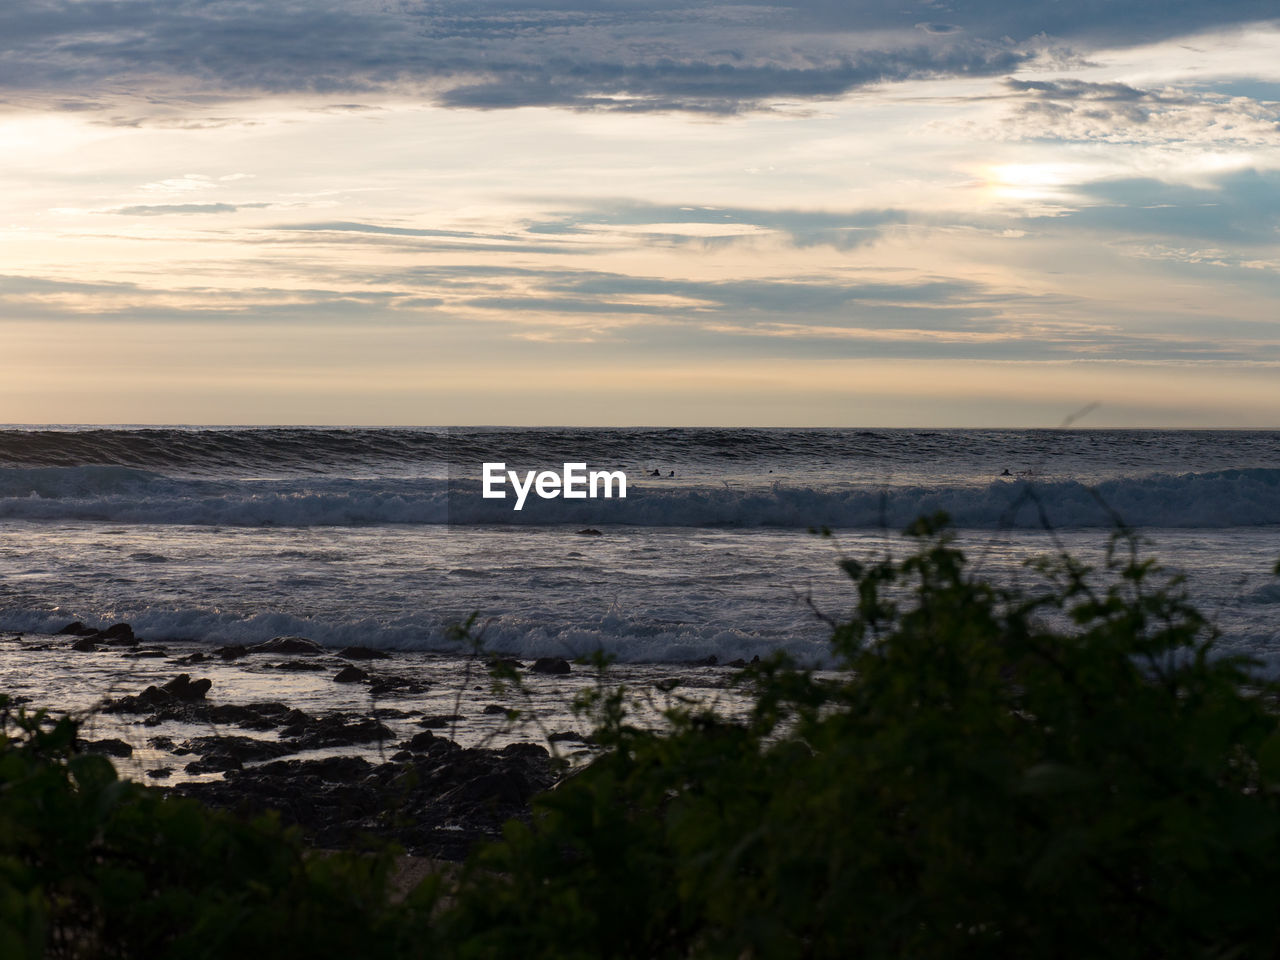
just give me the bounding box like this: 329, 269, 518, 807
1006, 78, 1156, 103
273, 221, 499, 241
3, 258, 1275, 364
0, 274, 139, 296
395, 264, 1037, 343
110, 202, 271, 216
0, 1, 1273, 114
0, 271, 447, 327
254, 208, 913, 255
433, 45, 1027, 113
527, 202, 909, 249
541, 274, 984, 314
262, 221, 590, 255
793, 0, 1275, 46
997, 78, 1280, 144
92, 114, 262, 130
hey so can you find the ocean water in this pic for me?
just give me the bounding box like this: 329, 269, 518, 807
1, 427, 1278, 670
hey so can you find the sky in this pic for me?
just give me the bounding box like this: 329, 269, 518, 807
1, 0, 1279, 427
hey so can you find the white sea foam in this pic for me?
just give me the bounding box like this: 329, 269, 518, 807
0, 604, 827, 666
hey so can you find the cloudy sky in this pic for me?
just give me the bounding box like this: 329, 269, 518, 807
2, 0, 1279, 426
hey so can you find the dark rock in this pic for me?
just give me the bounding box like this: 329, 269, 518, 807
368, 707, 414, 719
176, 652, 208, 663
333, 665, 368, 683
70, 637, 98, 652
576, 528, 602, 536
272, 659, 327, 672
57, 621, 95, 636
548, 731, 587, 744
76, 737, 133, 758
101, 622, 136, 643
489, 657, 523, 671
403, 730, 436, 751
502, 742, 550, 761
249, 636, 323, 655
419, 714, 464, 728
161, 674, 212, 702
205, 702, 293, 730
174, 738, 557, 861
338, 646, 389, 660
368, 674, 431, 696
147, 735, 176, 750
183, 735, 295, 766
215, 644, 249, 660
279, 714, 394, 750
444, 771, 527, 806
147, 768, 171, 779
482, 704, 509, 715
104, 684, 170, 713
186, 755, 242, 774
105, 673, 217, 714
252, 755, 373, 783
530, 657, 571, 675
691, 654, 719, 667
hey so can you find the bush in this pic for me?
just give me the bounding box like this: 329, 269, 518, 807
0, 698, 438, 959
444, 516, 1280, 959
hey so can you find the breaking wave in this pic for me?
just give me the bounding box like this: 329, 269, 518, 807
0, 604, 825, 665
1, 466, 1277, 529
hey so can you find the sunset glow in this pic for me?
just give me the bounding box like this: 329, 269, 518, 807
1, 3, 1277, 426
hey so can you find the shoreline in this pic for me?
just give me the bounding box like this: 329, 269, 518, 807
1, 622, 752, 860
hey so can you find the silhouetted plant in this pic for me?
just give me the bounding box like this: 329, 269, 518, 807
0, 698, 438, 959
443, 514, 1280, 959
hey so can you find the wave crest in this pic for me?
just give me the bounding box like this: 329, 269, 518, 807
0, 467, 1276, 528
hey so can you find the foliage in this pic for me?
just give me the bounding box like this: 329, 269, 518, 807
5, 515, 1280, 957
0, 698, 438, 959
443, 515, 1280, 959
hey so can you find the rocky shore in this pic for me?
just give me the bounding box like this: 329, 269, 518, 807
77, 634, 570, 860
92, 665, 560, 859
4, 621, 746, 861
176, 738, 559, 861
87, 669, 564, 860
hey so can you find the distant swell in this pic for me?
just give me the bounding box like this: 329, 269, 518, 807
1, 466, 1277, 529
0, 428, 450, 473
0, 426, 819, 474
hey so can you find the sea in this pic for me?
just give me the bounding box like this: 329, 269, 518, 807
1, 426, 1278, 674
